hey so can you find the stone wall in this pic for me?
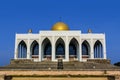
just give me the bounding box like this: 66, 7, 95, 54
87, 59, 110, 64
11, 77, 109, 80
0, 75, 4, 80
10, 59, 34, 64
115, 76, 120, 80
0, 70, 120, 80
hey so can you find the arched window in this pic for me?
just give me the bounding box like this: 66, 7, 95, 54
82, 44, 88, 55
69, 44, 76, 55
44, 42, 51, 55
56, 43, 64, 55
30, 40, 39, 58
55, 38, 65, 58
42, 38, 52, 59
82, 40, 90, 58
32, 44, 39, 55
94, 40, 103, 58
69, 38, 79, 58
18, 40, 27, 58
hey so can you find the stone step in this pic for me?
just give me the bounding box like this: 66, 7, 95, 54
1, 60, 120, 70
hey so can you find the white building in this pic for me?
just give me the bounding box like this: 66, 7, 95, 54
14, 22, 106, 62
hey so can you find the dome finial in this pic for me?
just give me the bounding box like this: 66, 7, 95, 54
28, 29, 32, 33
88, 29, 92, 33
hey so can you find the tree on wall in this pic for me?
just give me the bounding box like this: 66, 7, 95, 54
114, 62, 120, 66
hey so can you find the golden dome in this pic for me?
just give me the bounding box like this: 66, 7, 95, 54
51, 22, 69, 31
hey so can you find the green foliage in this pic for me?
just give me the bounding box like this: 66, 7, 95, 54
114, 62, 120, 66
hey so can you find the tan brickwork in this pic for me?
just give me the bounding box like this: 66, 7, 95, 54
12, 77, 108, 80
0, 71, 104, 76
0, 70, 119, 76
0, 70, 120, 80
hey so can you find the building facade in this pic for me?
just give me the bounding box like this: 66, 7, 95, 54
14, 22, 106, 62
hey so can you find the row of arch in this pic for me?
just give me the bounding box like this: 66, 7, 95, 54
17, 38, 103, 59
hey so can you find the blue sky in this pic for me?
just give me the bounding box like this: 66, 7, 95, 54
0, 0, 120, 66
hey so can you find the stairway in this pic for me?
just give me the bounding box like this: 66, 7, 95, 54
0, 59, 120, 70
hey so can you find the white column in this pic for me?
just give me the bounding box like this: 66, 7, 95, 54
27, 39, 30, 59
14, 37, 17, 59
77, 44, 79, 61
103, 38, 107, 59
52, 36, 55, 61
90, 39, 94, 59
79, 39, 82, 61
39, 36, 42, 61
65, 36, 69, 61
